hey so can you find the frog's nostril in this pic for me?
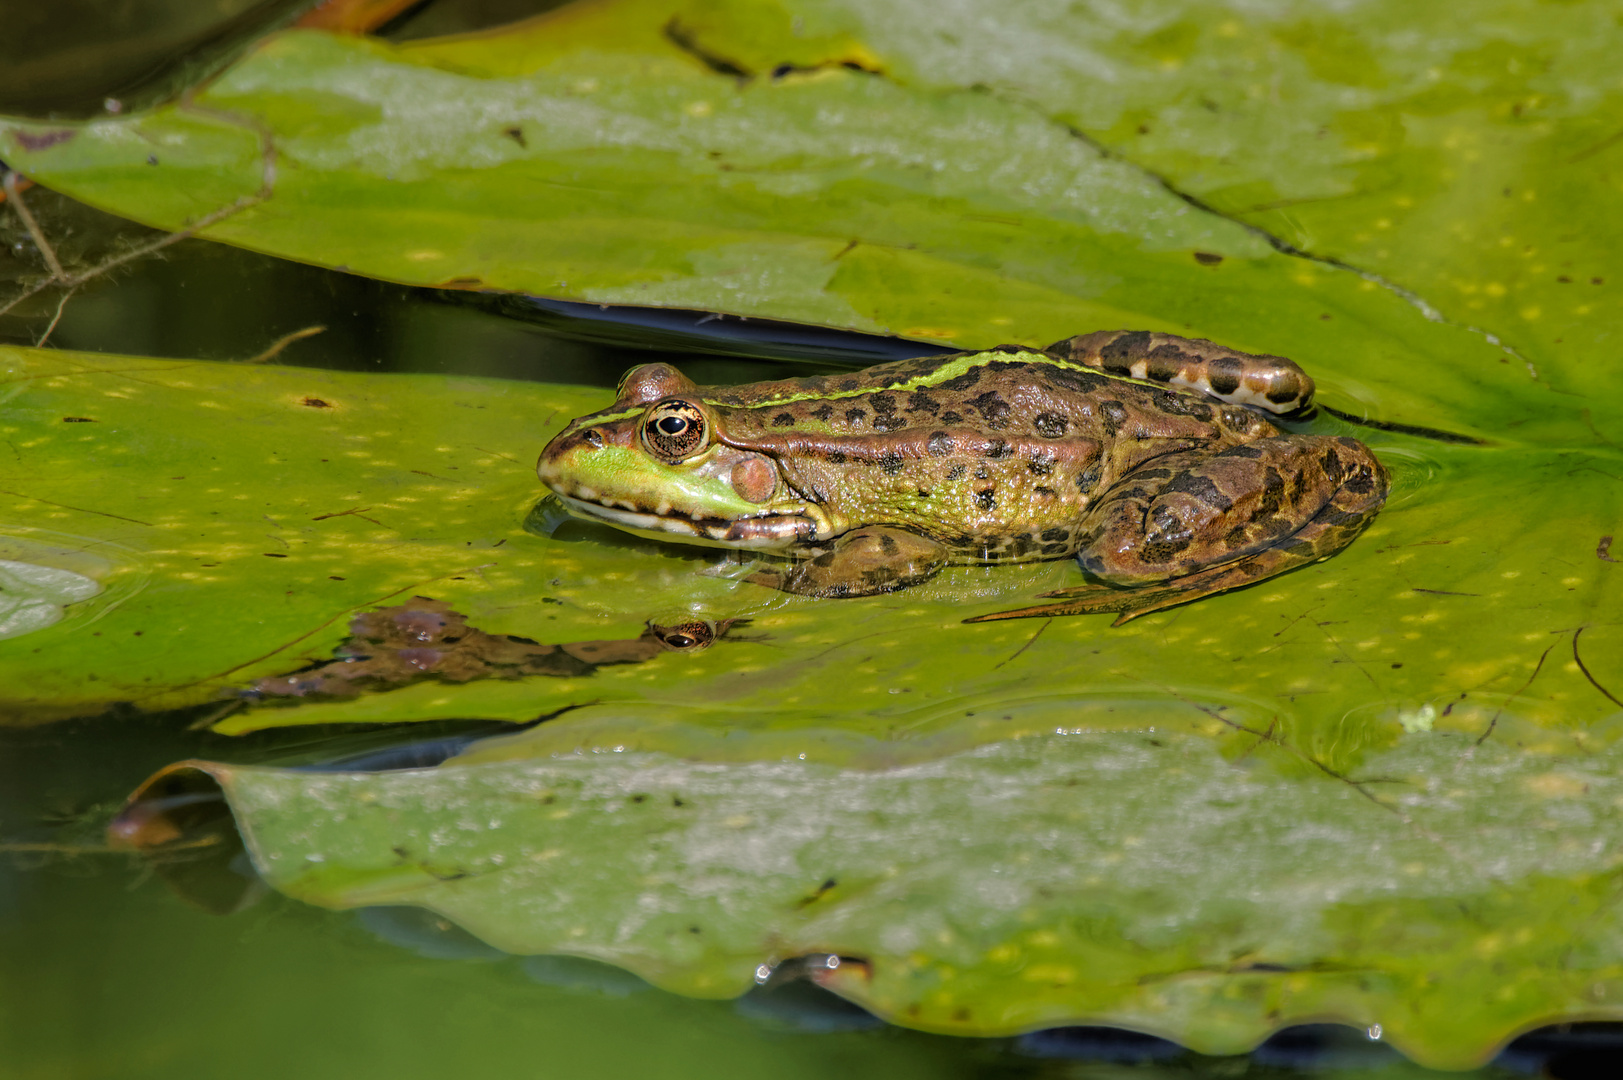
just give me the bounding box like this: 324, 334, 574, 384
583, 430, 604, 449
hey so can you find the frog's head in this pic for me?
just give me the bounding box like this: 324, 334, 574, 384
537, 364, 833, 549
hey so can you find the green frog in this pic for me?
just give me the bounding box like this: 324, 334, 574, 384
536, 331, 1388, 623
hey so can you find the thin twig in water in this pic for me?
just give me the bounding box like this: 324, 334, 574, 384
33, 283, 77, 347
3, 169, 65, 279
242, 325, 325, 364
1, 108, 278, 331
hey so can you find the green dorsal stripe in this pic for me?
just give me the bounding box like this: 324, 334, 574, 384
696, 349, 1167, 409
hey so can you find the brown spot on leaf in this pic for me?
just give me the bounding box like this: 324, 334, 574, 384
15, 129, 76, 151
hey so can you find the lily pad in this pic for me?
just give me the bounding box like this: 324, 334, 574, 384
122, 721, 1623, 1070
4, 345, 1617, 766
2, 0, 1601, 444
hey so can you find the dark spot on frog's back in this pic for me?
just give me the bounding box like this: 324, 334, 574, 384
1165, 472, 1233, 512
1258, 467, 1286, 514
906, 389, 940, 415
872, 414, 908, 432
1043, 367, 1108, 395
1034, 411, 1068, 438
845, 408, 867, 425
1099, 400, 1127, 435
877, 451, 905, 476
870, 392, 897, 415
927, 431, 955, 456
772, 412, 796, 427
839, 379, 860, 391
1145, 345, 1189, 382
811, 404, 835, 422
970, 390, 1011, 428
974, 489, 996, 511
1207, 357, 1244, 396
1154, 390, 1211, 420
1320, 447, 1346, 483
935, 369, 982, 392
1266, 379, 1302, 405
1343, 464, 1377, 496
983, 439, 1013, 459
945, 464, 967, 481
1099, 331, 1152, 370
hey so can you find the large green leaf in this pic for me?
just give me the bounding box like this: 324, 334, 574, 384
4, 0, 1609, 444
5, 346, 1619, 756
142, 721, 1623, 1070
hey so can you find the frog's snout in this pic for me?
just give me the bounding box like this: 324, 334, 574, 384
536, 426, 604, 493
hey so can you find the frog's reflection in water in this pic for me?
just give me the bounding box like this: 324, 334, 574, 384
239, 596, 743, 702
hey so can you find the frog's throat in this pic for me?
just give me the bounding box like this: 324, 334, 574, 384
554, 494, 826, 550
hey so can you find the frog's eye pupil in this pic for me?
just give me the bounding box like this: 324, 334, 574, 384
642, 400, 708, 461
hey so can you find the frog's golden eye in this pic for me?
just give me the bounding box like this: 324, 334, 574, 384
642, 400, 709, 462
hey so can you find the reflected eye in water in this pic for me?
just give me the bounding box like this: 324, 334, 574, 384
648, 619, 720, 651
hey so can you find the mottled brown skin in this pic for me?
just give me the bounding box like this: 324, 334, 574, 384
537, 332, 1389, 624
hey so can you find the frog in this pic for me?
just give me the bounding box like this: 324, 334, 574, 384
536, 330, 1388, 624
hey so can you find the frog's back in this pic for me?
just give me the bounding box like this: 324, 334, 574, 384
689, 348, 1276, 561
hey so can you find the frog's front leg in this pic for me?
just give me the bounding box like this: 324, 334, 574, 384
747, 526, 948, 598
968, 436, 1387, 624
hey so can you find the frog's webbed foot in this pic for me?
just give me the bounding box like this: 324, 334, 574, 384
966, 434, 1388, 625
747, 527, 947, 598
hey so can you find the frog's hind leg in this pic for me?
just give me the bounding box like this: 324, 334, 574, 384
1048, 330, 1315, 415
748, 526, 947, 598
966, 435, 1387, 625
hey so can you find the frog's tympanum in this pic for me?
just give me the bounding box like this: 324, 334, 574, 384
537, 331, 1388, 623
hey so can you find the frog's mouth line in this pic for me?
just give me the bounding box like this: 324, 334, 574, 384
554, 494, 822, 550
